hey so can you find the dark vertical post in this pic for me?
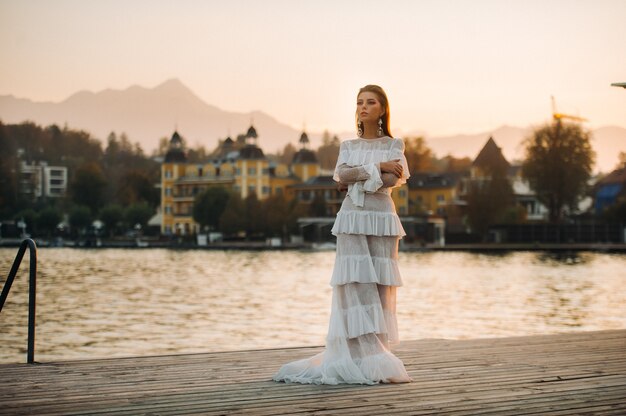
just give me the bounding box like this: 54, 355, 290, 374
27, 240, 37, 364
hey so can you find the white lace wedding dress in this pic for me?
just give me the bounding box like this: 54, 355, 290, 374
272, 136, 412, 385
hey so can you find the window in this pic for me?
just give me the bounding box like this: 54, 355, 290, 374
262, 168, 269, 174
215, 167, 220, 176
399, 207, 407, 215
164, 170, 172, 178
276, 187, 282, 195
165, 187, 171, 196
50, 179, 64, 185
165, 205, 172, 214
248, 185, 256, 194
248, 168, 256, 175
50, 169, 64, 176
436, 194, 445, 202
235, 168, 241, 175
399, 190, 406, 198
262, 186, 270, 194
198, 167, 203, 176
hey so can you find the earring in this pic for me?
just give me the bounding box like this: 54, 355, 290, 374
377, 118, 384, 137
357, 120, 363, 137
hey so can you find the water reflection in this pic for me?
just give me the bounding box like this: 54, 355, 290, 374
0, 248, 625, 363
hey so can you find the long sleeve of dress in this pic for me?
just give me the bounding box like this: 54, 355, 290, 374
381, 172, 400, 188
334, 144, 383, 206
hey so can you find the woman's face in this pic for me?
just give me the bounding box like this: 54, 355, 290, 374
357, 91, 384, 123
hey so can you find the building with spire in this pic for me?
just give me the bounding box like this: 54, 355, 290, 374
160, 126, 309, 235
291, 131, 320, 182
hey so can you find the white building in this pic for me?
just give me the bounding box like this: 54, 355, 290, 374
19, 161, 68, 199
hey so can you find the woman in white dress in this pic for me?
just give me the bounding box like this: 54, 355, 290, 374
272, 85, 412, 385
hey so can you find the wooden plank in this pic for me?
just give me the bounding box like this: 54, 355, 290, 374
0, 329, 624, 415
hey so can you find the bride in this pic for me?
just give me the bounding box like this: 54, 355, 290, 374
273, 85, 412, 385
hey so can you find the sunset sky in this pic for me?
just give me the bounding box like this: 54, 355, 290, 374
1, 0, 624, 136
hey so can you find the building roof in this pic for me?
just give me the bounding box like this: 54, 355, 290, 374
292, 148, 318, 164
299, 131, 310, 144
238, 144, 265, 160
164, 131, 187, 163
408, 172, 464, 189
473, 136, 510, 171
246, 125, 258, 138
597, 167, 626, 186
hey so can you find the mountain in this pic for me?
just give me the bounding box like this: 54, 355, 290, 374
1, 79, 624, 172
0, 79, 302, 154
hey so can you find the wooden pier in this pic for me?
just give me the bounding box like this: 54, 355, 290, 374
1, 329, 625, 415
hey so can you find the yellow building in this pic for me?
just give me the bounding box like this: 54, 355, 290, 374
161, 127, 306, 235
407, 173, 464, 217
391, 184, 409, 216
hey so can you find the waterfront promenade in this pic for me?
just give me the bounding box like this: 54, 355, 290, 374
1, 329, 624, 415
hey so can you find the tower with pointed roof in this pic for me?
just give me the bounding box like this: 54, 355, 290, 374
471, 136, 510, 179
161, 131, 189, 235
291, 131, 320, 182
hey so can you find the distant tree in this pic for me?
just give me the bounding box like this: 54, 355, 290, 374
154, 136, 170, 157
70, 162, 107, 213
192, 187, 230, 231
244, 193, 263, 238
466, 144, 514, 240
117, 170, 159, 207
125, 203, 154, 231
617, 152, 626, 169
187, 145, 209, 163
37, 207, 62, 238
100, 204, 125, 237
522, 121, 595, 222
0, 121, 18, 216
404, 137, 433, 173
261, 194, 292, 238
279, 142, 298, 165
69, 205, 92, 236
443, 155, 472, 173
219, 193, 245, 236
602, 196, 626, 223
316, 134, 341, 170
466, 176, 514, 240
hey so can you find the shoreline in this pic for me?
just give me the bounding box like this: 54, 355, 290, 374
2, 238, 626, 252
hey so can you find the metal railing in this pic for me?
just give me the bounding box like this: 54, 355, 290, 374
0, 238, 38, 363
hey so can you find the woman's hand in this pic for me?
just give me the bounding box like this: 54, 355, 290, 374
337, 182, 348, 192
380, 159, 403, 178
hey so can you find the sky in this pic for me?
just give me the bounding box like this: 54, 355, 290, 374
1, 0, 625, 136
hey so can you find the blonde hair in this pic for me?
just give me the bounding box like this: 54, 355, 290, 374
356, 85, 392, 137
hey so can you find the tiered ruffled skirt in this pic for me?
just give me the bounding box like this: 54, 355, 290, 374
272, 192, 412, 385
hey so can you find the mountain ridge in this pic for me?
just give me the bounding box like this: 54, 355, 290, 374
1, 79, 624, 172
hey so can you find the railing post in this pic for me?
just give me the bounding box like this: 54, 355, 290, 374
27, 239, 37, 364
0, 238, 38, 364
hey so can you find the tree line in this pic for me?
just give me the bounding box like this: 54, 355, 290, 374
0, 121, 159, 238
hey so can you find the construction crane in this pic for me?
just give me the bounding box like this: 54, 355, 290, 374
551, 96, 587, 122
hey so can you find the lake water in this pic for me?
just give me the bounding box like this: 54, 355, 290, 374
1, 248, 625, 363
